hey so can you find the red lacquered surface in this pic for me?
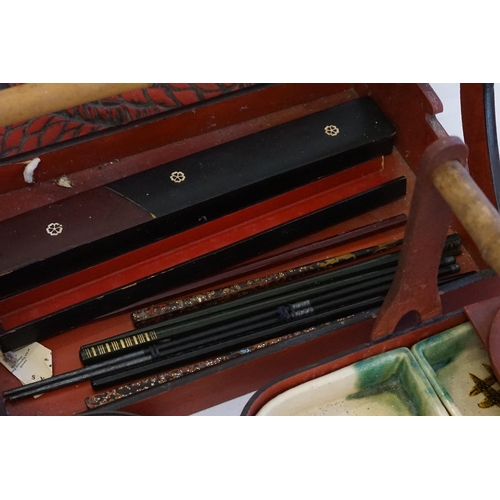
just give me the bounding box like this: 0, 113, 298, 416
0, 83, 496, 416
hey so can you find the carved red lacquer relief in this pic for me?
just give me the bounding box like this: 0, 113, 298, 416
0, 83, 254, 159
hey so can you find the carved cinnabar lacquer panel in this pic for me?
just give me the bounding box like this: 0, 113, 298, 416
0, 83, 254, 159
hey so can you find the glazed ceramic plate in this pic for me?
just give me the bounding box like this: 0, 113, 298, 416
412, 322, 500, 416
256, 348, 448, 416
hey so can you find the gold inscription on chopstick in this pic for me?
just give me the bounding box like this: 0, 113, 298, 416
83, 329, 160, 361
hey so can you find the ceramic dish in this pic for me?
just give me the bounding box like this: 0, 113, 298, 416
256, 347, 448, 416
412, 322, 500, 416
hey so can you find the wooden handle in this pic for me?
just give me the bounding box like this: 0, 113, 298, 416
431, 159, 500, 275
0, 83, 152, 128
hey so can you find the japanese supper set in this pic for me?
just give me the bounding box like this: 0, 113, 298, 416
0, 83, 500, 416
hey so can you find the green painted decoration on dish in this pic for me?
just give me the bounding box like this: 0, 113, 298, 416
412, 322, 500, 416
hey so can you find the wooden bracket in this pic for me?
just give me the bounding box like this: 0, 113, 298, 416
371, 137, 469, 339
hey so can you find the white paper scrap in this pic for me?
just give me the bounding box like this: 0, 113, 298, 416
22, 157, 41, 183
0, 343, 53, 397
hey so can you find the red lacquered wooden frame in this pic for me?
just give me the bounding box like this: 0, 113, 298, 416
1, 83, 498, 416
